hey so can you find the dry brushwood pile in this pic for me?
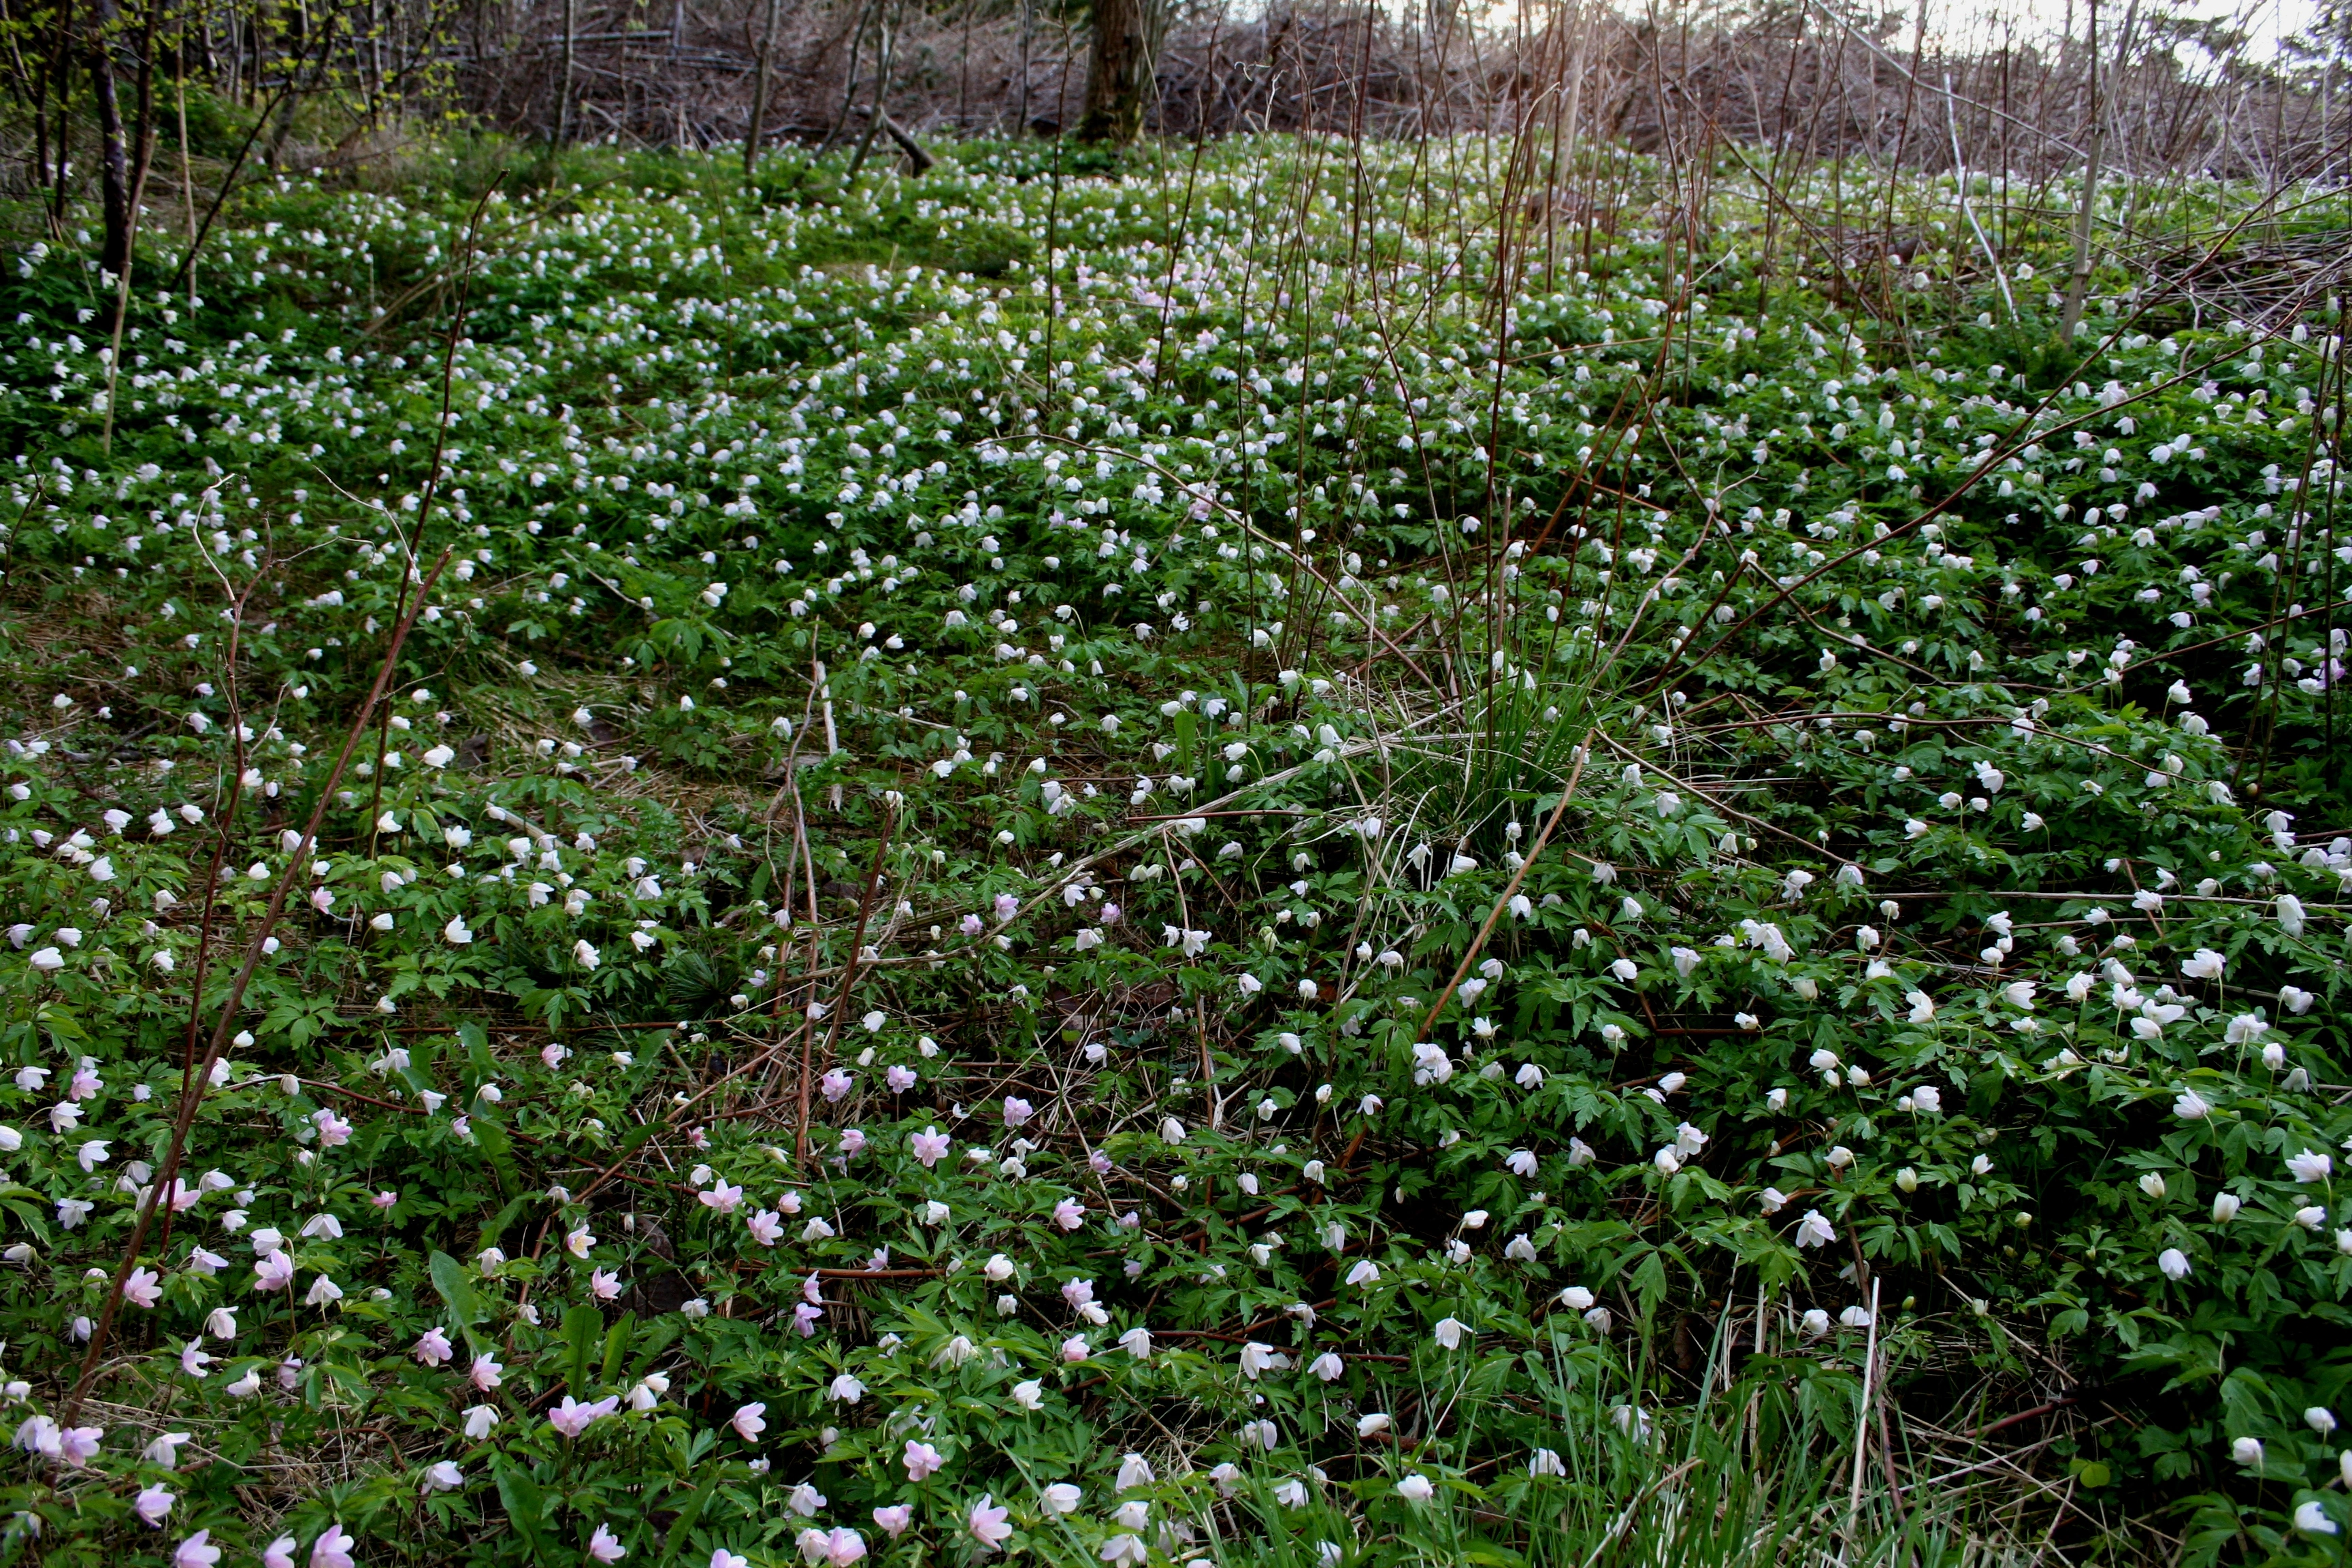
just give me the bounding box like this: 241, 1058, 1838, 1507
1, 136, 2350, 1568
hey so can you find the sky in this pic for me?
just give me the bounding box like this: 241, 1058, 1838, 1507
1974, 0, 2330, 59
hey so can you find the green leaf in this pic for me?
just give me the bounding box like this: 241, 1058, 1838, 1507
662, 1470, 720, 1561
428, 1251, 482, 1328
600, 1310, 636, 1385
476, 1194, 529, 1253
562, 1304, 602, 1391
629, 1316, 681, 1382
492, 1458, 553, 1561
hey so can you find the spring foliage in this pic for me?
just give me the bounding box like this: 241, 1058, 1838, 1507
0, 137, 2349, 1565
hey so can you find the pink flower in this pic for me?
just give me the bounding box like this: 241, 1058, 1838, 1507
822, 1529, 867, 1567
413, 1327, 453, 1367
1099, 903, 1121, 926
903, 1438, 944, 1481
910, 1128, 950, 1167
264, 1538, 299, 1568
1061, 1335, 1091, 1363
793, 1303, 822, 1336
1003, 1097, 1033, 1128
252, 1250, 295, 1292
587, 1524, 627, 1563
802, 1274, 825, 1305
468, 1353, 504, 1390
731, 1402, 767, 1441
960, 913, 983, 937
969, 1494, 1013, 1551
885, 1066, 917, 1094
59, 1425, 103, 1466
1088, 1151, 1113, 1175
1052, 1199, 1085, 1230
820, 1071, 853, 1102
547, 1395, 619, 1438
838, 1129, 866, 1158
310, 1526, 357, 1568
134, 1483, 174, 1526
173, 1530, 222, 1568
700, 1181, 745, 1214
311, 1109, 352, 1147
591, 1269, 623, 1301
993, 894, 1019, 925
123, 1267, 163, 1308
872, 1506, 913, 1538
746, 1210, 783, 1246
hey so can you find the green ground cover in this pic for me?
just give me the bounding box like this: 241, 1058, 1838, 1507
0, 135, 2348, 1567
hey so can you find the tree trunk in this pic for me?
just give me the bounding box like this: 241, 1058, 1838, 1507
743, 0, 783, 183
91, 0, 131, 280
48, 48, 73, 231
845, 6, 896, 178
556, 0, 577, 144
1077, 0, 1158, 144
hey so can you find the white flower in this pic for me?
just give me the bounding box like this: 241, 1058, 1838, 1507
2157, 1248, 2191, 1280
1237, 1341, 1288, 1379
2293, 1501, 2340, 1537
1395, 1474, 1435, 1503
2288, 1149, 2333, 1183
